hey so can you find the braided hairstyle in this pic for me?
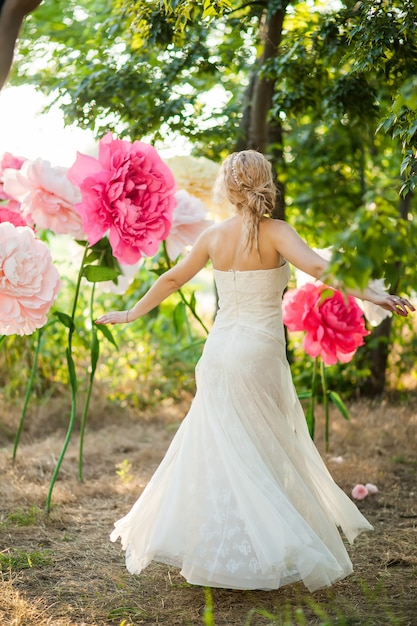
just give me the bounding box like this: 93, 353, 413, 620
213, 150, 276, 253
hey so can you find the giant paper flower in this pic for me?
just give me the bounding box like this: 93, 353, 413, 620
0, 223, 61, 335
0, 152, 26, 202
295, 246, 392, 327
164, 155, 233, 220
0, 206, 29, 227
3, 158, 84, 238
282, 283, 369, 365
165, 190, 213, 260
67, 133, 176, 265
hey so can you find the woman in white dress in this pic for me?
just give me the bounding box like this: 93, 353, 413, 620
96, 150, 413, 592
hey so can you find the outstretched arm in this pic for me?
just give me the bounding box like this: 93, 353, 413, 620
270, 220, 415, 317
0, 0, 42, 90
95, 228, 212, 325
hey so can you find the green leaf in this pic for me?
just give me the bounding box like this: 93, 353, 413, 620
66, 348, 77, 392
83, 265, 121, 282
178, 338, 206, 352
96, 324, 118, 349
173, 301, 187, 334
189, 291, 197, 313
328, 390, 350, 420
90, 330, 100, 374
305, 404, 315, 439
297, 390, 313, 400
54, 311, 75, 330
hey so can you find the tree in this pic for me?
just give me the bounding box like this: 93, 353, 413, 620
12, 0, 417, 394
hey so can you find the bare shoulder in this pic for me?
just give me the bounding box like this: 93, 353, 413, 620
261, 218, 296, 240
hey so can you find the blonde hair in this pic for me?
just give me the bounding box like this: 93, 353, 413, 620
213, 150, 276, 252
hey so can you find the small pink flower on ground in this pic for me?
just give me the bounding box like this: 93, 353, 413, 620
283, 284, 369, 365
67, 133, 176, 265
3, 158, 84, 238
0, 223, 61, 335
165, 190, 213, 260
365, 483, 379, 494
329, 456, 343, 464
351, 484, 368, 500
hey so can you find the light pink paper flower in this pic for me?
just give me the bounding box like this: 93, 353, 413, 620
67, 132, 176, 264
0, 152, 26, 202
351, 484, 368, 500
3, 158, 84, 238
0, 223, 61, 335
282, 283, 369, 365
165, 190, 213, 260
365, 483, 379, 494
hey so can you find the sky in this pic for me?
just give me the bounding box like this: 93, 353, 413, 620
0, 83, 192, 166
0, 84, 96, 166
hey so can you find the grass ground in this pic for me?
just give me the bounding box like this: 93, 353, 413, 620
0, 391, 416, 625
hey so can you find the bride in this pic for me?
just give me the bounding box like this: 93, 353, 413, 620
96, 149, 413, 591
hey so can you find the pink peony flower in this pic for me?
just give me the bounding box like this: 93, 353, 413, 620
67, 132, 176, 265
282, 282, 322, 332
0, 205, 29, 227
295, 247, 392, 328
282, 283, 369, 365
351, 484, 368, 500
0, 223, 61, 335
0, 152, 26, 201
3, 158, 84, 238
165, 190, 213, 260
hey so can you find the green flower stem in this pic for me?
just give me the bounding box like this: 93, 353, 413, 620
320, 358, 330, 452
78, 281, 98, 482
45, 244, 88, 513
162, 242, 209, 335
308, 357, 319, 439
12, 327, 44, 461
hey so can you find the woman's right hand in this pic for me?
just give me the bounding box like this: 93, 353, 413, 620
95, 310, 131, 325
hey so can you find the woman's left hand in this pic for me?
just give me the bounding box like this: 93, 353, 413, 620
376, 294, 415, 316
95, 310, 131, 325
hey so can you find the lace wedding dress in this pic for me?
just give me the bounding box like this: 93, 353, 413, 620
110, 263, 372, 591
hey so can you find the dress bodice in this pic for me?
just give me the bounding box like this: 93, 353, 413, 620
212, 263, 291, 340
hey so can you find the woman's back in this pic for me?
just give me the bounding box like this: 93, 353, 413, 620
208, 215, 284, 272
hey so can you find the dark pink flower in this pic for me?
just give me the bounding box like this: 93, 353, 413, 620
0, 205, 29, 227
67, 133, 176, 264
281, 282, 322, 332
283, 283, 369, 365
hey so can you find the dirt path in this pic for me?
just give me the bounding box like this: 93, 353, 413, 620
0, 395, 416, 625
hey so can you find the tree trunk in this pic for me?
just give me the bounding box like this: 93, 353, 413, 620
247, 5, 288, 153
360, 189, 413, 396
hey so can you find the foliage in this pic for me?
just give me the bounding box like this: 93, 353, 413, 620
8, 0, 417, 399
0, 548, 53, 571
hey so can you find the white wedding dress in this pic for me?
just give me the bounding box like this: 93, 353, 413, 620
110, 263, 373, 592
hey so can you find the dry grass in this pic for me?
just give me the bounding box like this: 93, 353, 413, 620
0, 392, 416, 625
